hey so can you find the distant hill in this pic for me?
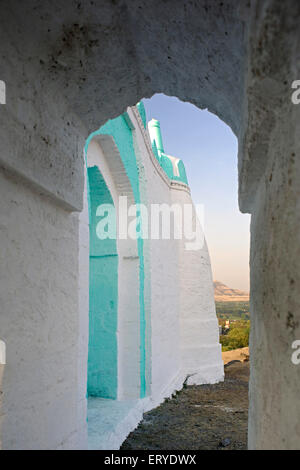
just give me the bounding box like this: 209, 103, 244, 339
214, 281, 249, 302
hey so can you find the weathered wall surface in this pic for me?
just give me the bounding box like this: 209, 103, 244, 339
246, 0, 300, 449
0, 170, 85, 449
0, 0, 248, 211
76, 169, 89, 450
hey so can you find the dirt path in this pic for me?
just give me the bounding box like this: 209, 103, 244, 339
121, 361, 249, 450
222, 347, 249, 364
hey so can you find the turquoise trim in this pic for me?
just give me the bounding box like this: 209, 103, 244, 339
122, 112, 135, 130
160, 153, 174, 180
177, 160, 188, 185
148, 117, 189, 185
151, 140, 161, 163
136, 101, 147, 128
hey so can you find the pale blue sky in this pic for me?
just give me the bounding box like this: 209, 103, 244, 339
143, 94, 250, 292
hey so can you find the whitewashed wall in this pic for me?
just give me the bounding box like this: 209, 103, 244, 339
172, 190, 223, 385
128, 107, 223, 405
0, 169, 86, 449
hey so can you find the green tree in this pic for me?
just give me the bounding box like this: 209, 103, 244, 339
220, 323, 250, 352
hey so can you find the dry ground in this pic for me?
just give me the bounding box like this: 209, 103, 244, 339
222, 347, 249, 364
121, 360, 249, 450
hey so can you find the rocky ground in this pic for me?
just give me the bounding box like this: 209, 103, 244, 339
121, 360, 249, 450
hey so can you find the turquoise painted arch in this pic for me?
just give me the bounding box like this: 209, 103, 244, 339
85, 113, 148, 399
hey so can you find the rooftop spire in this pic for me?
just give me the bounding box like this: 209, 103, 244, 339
148, 118, 164, 154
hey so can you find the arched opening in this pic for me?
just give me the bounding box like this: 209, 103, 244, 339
84, 98, 236, 449
0, 5, 249, 451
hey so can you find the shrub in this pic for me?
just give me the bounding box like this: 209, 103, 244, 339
220, 322, 250, 351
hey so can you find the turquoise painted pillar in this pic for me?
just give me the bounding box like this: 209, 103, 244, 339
148, 119, 164, 154
87, 166, 118, 399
